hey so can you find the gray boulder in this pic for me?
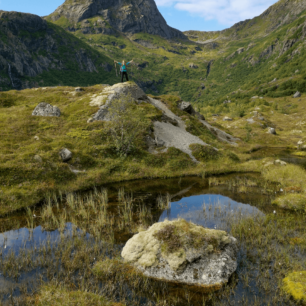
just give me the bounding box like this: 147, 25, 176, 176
268, 127, 276, 135
293, 91, 301, 98
75, 87, 84, 92
122, 219, 238, 288
32, 102, 61, 117
178, 101, 205, 120
59, 148, 72, 162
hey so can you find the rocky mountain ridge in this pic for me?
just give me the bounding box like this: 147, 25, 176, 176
48, 0, 185, 39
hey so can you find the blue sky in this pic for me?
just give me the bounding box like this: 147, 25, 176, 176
0, 0, 279, 31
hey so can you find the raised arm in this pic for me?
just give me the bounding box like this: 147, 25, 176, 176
127, 60, 134, 65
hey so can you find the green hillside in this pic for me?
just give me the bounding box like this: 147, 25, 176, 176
44, 0, 306, 116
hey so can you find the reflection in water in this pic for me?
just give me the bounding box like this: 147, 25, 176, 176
0, 174, 280, 305
160, 194, 263, 231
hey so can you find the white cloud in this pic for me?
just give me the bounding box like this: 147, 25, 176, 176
156, 0, 278, 26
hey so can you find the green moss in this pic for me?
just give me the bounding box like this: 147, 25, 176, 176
190, 144, 221, 162
282, 271, 306, 302
153, 219, 229, 255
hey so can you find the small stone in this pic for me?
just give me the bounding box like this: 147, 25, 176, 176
33, 155, 43, 163
189, 63, 198, 69
295, 69, 300, 74
293, 91, 301, 98
275, 159, 287, 166
268, 127, 276, 135
59, 148, 72, 162
87, 118, 94, 123
75, 87, 84, 92
223, 117, 233, 121
297, 140, 303, 145
34, 136, 39, 141
258, 116, 265, 121
251, 96, 259, 99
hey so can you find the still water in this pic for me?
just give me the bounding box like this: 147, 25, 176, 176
0, 174, 296, 305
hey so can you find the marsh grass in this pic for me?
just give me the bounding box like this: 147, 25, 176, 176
0, 177, 305, 305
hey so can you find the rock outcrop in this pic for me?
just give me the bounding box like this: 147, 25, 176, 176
89, 82, 239, 158
49, 0, 186, 40
32, 102, 61, 117
91, 83, 147, 121
122, 219, 238, 288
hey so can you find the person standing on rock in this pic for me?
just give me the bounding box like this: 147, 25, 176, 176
114, 60, 133, 82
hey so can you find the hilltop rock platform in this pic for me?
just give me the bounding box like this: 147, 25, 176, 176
88, 82, 239, 161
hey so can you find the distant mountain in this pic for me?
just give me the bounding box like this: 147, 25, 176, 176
47, 0, 185, 39
0, 11, 117, 90
185, 0, 306, 42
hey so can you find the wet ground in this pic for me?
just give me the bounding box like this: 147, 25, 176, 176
0, 173, 304, 305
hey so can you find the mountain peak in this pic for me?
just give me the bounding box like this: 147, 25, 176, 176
49, 0, 185, 39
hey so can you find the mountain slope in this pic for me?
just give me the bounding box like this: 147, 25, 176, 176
0, 11, 117, 90
47, 0, 185, 39
185, 0, 306, 42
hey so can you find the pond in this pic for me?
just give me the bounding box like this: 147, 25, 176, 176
0, 174, 304, 305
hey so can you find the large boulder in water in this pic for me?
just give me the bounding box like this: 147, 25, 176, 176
121, 219, 238, 289
91, 82, 147, 121
32, 102, 61, 117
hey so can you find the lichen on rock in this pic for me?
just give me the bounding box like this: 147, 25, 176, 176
121, 219, 238, 288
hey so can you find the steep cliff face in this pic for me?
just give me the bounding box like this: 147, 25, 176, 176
0, 11, 115, 90
48, 0, 185, 39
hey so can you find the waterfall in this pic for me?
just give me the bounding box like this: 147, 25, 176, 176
8, 63, 15, 88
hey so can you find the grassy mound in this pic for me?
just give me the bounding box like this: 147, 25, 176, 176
189, 144, 221, 162
282, 271, 306, 303
272, 194, 306, 211
27, 284, 124, 306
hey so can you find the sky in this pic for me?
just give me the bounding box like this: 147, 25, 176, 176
0, 0, 279, 31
